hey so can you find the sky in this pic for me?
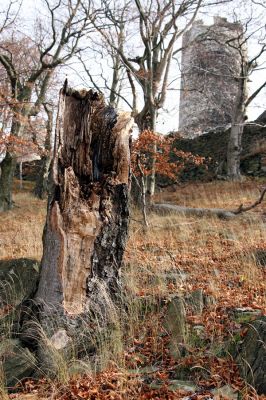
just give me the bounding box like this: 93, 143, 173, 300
0, 0, 266, 135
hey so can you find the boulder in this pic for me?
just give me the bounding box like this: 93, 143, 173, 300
185, 289, 204, 315
0, 339, 36, 387
236, 316, 266, 394
36, 327, 74, 379
232, 307, 262, 324
254, 249, 266, 267
0, 259, 40, 337
163, 296, 187, 359
211, 385, 238, 399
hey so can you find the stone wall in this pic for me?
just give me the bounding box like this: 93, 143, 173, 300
179, 17, 243, 137
171, 124, 266, 180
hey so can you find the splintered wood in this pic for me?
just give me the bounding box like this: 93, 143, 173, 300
36, 86, 133, 315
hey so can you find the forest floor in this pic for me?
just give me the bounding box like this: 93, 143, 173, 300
0, 179, 265, 400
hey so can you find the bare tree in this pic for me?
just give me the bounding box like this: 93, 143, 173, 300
79, 2, 129, 109
90, 0, 206, 195
226, 5, 266, 180
0, 0, 94, 211
91, 0, 234, 195
94, 1, 205, 131
0, 0, 22, 34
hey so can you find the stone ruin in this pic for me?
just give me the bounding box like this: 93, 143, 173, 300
178, 17, 243, 138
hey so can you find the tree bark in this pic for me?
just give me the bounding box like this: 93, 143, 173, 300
0, 152, 15, 212
19, 161, 23, 189
135, 105, 157, 198
227, 117, 244, 181
227, 56, 248, 181
34, 103, 53, 199
35, 85, 133, 322
33, 154, 51, 199
0, 108, 30, 211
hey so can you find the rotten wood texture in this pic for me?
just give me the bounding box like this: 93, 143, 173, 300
36, 85, 133, 316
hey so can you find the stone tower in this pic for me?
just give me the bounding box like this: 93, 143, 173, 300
178, 17, 243, 137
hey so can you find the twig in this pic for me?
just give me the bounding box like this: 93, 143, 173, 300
233, 188, 266, 214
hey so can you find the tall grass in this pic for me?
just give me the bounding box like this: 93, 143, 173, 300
0, 179, 265, 398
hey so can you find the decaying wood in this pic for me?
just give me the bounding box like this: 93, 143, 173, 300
36, 86, 133, 316
151, 188, 266, 219
150, 204, 236, 219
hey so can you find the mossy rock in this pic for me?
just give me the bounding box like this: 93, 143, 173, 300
185, 289, 204, 315
232, 308, 262, 324
0, 339, 36, 388
163, 296, 187, 359
254, 250, 266, 267
236, 316, 266, 394
0, 259, 40, 337
171, 364, 193, 380
188, 327, 206, 349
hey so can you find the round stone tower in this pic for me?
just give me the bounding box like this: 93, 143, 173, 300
178, 17, 243, 137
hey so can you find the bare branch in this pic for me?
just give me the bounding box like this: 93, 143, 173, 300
234, 188, 266, 214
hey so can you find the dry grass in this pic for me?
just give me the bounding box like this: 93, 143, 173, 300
0, 181, 46, 261
127, 180, 266, 309
0, 179, 265, 399
154, 180, 265, 210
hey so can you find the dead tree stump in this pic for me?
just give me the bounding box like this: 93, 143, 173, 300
32, 86, 133, 370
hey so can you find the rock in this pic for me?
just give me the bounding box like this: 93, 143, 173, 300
147, 271, 188, 287
203, 293, 216, 306
0, 339, 36, 387
168, 380, 197, 392
149, 379, 197, 393
236, 316, 266, 394
185, 289, 204, 315
163, 296, 187, 359
254, 249, 266, 267
49, 329, 71, 350
36, 326, 75, 379
211, 384, 238, 399
0, 259, 40, 337
233, 307, 262, 324
171, 363, 193, 380
189, 325, 206, 348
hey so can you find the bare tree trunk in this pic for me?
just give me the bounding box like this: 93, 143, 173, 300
33, 86, 132, 369
148, 140, 157, 199
227, 57, 248, 181
136, 155, 149, 227
19, 161, 23, 189
0, 115, 28, 211
33, 155, 51, 199
135, 106, 157, 198
34, 104, 53, 199
227, 117, 244, 180
0, 152, 15, 212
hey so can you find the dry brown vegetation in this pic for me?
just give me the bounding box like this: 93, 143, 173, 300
1, 179, 265, 399
0, 181, 46, 261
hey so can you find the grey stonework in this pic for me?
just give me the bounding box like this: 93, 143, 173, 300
179, 17, 243, 137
